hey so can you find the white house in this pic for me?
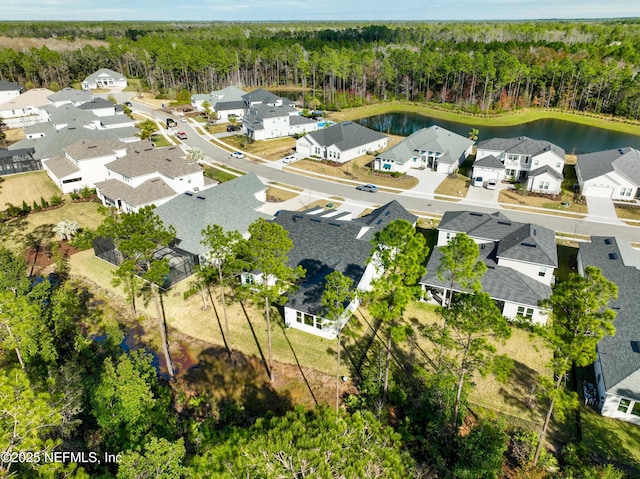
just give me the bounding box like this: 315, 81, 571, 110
296, 121, 388, 163
190, 86, 247, 120
420, 210, 557, 325
578, 236, 640, 425
0, 80, 22, 104
242, 103, 319, 141
246, 201, 417, 339
474, 136, 565, 194
374, 125, 474, 174
81, 68, 128, 90
0, 87, 52, 128
42, 138, 128, 193
576, 147, 640, 200
95, 146, 205, 212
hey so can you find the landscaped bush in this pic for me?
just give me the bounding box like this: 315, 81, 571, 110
70, 228, 96, 250
40, 196, 49, 209
5, 203, 23, 218
49, 194, 63, 206
70, 191, 80, 200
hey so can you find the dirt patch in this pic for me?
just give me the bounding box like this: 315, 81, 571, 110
24, 240, 81, 275
0, 36, 108, 52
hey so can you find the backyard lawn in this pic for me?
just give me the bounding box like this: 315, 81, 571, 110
0, 170, 62, 207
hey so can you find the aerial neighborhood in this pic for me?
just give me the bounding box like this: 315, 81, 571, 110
2, 19, 640, 476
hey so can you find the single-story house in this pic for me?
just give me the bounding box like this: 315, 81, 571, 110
0, 147, 39, 176
576, 147, 640, 200
296, 121, 388, 163
154, 173, 270, 263
271, 201, 417, 339
474, 136, 565, 194
420, 210, 557, 325
374, 125, 474, 174
0, 80, 22, 104
81, 68, 128, 91
0, 87, 52, 128
578, 236, 640, 425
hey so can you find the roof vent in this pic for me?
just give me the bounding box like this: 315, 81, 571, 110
632, 341, 640, 353
619, 149, 624, 154
608, 253, 619, 260
185, 192, 193, 196
196, 195, 205, 200
497, 221, 512, 226
521, 242, 537, 248
470, 212, 483, 217
604, 238, 612, 245
329, 222, 341, 227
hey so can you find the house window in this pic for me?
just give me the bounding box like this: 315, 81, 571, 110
506, 169, 516, 177
539, 181, 550, 190
620, 187, 633, 197
524, 156, 530, 164
533, 160, 539, 166
556, 162, 562, 168
296, 311, 303, 323
618, 398, 632, 413
383, 163, 391, 170
517, 306, 534, 319
507, 154, 518, 162
632, 403, 640, 417
538, 267, 547, 277
303, 313, 314, 327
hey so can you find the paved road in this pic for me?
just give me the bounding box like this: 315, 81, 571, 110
106, 91, 640, 243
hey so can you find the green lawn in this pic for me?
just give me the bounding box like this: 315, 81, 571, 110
0, 170, 61, 207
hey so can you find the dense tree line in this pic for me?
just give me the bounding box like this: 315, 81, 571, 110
2, 21, 640, 117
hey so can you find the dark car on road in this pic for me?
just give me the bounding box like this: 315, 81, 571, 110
226, 125, 242, 132
356, 184, 378, 193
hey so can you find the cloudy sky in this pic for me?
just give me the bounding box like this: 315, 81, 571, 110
1, 0, 639, 21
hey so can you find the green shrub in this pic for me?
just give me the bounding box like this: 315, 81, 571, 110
70, 229, 96, 250
69, 192, 80, 200
49, 195, 63, 206
21, 200, 31, 213
40, 196, 49, 208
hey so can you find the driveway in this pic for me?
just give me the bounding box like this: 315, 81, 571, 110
402, 168, 448, 198
586, 196, 623, 224
465, 181, 506, 205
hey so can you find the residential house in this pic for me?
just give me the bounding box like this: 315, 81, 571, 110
42, 138, 128, 193
295, 121, 388, 163
0, 80, 22, 104
154, 173, 270, 264
373, 125, 473, 174
190, 86, 247, 120
0, 87, 53, 128
81, 68, 128, 90
47, 88, 94, 107
578, 236, 640, 425
242, 102, 319, 141
474, 136, 566, 194
272, 201, 417, 339
94, 174, 269, 287
0, 147, 39, 176
576, 147, 640, 200
95, 146, 205, 212
420, 210, 557, 325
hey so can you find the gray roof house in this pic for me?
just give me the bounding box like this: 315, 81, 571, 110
81, 68, 127, 90
191, 86, 247, 119
0, 147, 39, 176
421, 210, 557, 325
374, 125, 474, 174
295, 121, 388, 163
273, 200, 417, 339
47, 88, 94, 107
242, 103, 318, 141
579, 237, 640, 425
153, 173, 270, 260
474, 136, 565, 193
0, 80, 23, 104
576, 147, 640, 200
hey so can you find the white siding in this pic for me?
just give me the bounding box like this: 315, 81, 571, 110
502, 301, 548, 325
497, 257, 554, 286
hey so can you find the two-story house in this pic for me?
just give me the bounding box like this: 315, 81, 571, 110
0, 80, 22, 104
0, 87, 53, 128
373, 125, 474, 174
473, 136, 566, 194
191, 85, 247, 120
81, 68, 128, 90
95, 146, 205, 212
576, 147, 640, 200
420, 210, 557, 325
578, 236, 640, 425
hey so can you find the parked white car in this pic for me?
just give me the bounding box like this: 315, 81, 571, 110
472, 177, 484, 187
231, 151, 245, 159
486, 179, 497, 190
282, 155, 296, 164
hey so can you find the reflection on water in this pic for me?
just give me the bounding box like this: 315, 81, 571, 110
356, 112, 640, 154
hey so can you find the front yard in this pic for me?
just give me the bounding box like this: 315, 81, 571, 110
499, 188, 588, 214
221, 135, 296, 160
434, 173, 469, 199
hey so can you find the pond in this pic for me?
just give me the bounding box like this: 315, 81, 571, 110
356, 112, 640, 154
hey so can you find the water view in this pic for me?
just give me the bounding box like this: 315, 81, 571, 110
356, 112, 640, 154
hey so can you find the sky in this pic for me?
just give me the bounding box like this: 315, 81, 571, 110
1, 0, 639, 22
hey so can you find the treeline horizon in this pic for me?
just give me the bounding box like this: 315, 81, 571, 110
1, 20, 640, 117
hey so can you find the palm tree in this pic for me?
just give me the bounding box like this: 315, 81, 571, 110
468, 128, 479, 141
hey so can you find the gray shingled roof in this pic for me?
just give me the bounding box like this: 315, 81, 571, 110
83, 68, 126, 83
477, 136, 565, 159
579, 237, 640, 402
376, 125, 473, 165
577, 147, 640, 186
43, 154, 80, 179
95, 177, 177, 207
246, 103, 297, 120
77, 97, 115, 111
47, 87, 94, 104
47, 104, 97, 127
474, 154, 504, 169
63, 138, 125, 161
289, 115, 317, 126
421, 245, 551, 308
10, 123, 140, 160
276, 201, 417, 316
153, 173, 269, 257
0, 80, 22, 92
528, 165, 563, 181
242, 88, 288, 105
304, 121, 386, 152
439, 210, 557, 267
214, 100, 246, 112
105, 146, 200, 179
